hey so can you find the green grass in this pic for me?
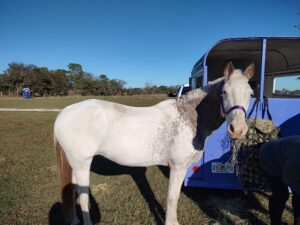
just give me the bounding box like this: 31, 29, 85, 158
0, 95, 169, 109
0, 96, 294, 225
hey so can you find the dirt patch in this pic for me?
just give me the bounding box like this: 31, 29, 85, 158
92, 183, 108, 194
48, 165, 58, 172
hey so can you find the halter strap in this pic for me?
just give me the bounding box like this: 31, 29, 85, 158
220, 96, 246, 117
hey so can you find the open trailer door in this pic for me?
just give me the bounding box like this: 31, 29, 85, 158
185, 37, 300, 190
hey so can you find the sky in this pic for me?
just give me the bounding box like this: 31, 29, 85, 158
0, 0, 300, 88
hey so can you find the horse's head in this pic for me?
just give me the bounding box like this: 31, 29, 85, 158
221, 62, 254, 139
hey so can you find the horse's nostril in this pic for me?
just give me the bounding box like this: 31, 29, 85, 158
229, 124, 235, 133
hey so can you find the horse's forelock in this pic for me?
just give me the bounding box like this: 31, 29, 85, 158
227, 69, 248, 81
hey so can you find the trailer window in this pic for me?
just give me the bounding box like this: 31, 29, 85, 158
272, 75, 300, 97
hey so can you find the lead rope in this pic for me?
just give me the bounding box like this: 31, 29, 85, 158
247, 97, 260, 119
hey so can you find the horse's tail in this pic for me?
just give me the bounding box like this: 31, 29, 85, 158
55, 136, 75, 223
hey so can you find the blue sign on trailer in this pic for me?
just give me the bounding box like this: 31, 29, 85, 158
22, 88, 31, 99
184, 37, 300, 190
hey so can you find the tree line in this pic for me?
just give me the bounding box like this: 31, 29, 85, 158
0, 63, 178, 97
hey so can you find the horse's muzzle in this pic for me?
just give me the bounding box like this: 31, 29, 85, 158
227, 122, 248, 139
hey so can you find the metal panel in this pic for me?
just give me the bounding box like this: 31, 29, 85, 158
203, 65, 207, 86
260, 39, 267, 102
185, 37, 300, 189
184, 98, 300, 189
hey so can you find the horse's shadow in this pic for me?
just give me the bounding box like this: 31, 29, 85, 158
49, 191, 100, 225
90, 155, 166, 224
159, 166, 270, 225
49, 157, 272, 225
48, 155, 165, 225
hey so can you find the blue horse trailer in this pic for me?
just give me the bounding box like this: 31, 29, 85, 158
184, 37, 300, 189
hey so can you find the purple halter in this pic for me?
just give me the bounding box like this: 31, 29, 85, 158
220, 96, 246, 118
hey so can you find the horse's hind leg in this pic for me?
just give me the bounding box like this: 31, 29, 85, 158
71, 172, 80, 225
165, 165, 187, 225
73, 160, 93, 225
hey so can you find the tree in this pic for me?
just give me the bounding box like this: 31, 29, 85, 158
99, 74, 109, 81
4, 63, 33, 96
23, 66, 53, 96
51, 69, 68, 95
67, 63, 84, 89
75, 72, 95, 95
144, 81, 155, 94
109, 79, 127, 95
0, 74, 12, 96
96, 74, 110, 95
0, 62, 179, 97
67, 63, 83, 74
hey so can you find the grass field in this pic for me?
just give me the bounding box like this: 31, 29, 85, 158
0, 96, 294, 225
0, 95, 169, 109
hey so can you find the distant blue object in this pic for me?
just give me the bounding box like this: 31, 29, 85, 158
185, 37, 300, 190
22, 88, 31, 99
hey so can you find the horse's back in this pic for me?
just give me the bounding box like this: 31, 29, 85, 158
54, 98, 178, 166
54, 99, 131, 144
54, 99, 112, 159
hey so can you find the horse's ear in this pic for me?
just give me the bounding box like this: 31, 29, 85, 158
244, 63, 255, 80
224, 62, 234, 79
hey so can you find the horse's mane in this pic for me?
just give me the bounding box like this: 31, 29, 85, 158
176, 76, 226, 150
204, 77, 225, 91
181, 77, 225, 104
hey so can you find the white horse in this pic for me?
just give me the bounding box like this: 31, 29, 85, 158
54, 62, 255, 225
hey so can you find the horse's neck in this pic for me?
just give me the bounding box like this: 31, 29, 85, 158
177, 79, 225, 150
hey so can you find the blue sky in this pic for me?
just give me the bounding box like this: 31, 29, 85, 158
0, 0, 299, 87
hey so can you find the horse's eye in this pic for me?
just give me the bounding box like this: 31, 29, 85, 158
222, 90, 227, 95
250, 92, 254, 97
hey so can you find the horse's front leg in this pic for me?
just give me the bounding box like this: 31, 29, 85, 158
165, 165, 187, 225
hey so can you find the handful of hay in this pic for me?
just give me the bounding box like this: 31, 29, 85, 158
232, 118, 280, 190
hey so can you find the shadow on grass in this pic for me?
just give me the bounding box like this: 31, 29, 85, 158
49, 191, 100, 225
49, 155, 165, 225
159, 166, 270, 225
50, 156, 292, 225
90, 155, 165, 225
259, 190, 294, 214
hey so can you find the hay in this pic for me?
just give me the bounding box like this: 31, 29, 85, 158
232, 118, 280, 189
